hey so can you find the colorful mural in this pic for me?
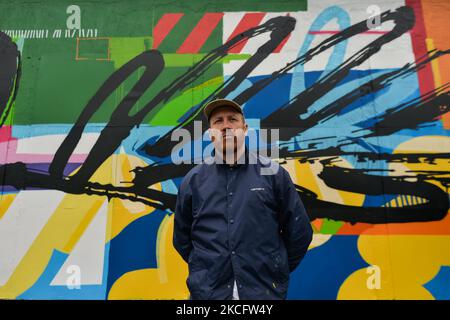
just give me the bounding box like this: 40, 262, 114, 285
0, 0, 449, 300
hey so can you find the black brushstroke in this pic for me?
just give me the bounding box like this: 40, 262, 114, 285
142, 16, 296, 157
260, 6, 415, 140
49, 50, 164, 184
1, 162, 175, 211
305, 161, 448, 224
359, 82, 450, 137
0, 5, 449, 225
0, 32, 21, 127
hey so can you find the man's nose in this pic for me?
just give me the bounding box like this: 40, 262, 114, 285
221, 120, 232, 131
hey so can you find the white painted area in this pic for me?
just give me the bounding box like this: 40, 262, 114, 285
222, 12, 246, 44
309, 233, 333, 250
223, 0, 412, 76
0, 190, 65, 286
50, 200, 108, 286
240, 12, 285, 55
16, 133, 100, 154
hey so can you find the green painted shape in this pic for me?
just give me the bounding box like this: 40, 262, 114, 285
109, 37, 152, 69
150, 0, 307, 12
136, 61, 222, 125
78, 38, 109, 58
0, 68, 18, 125
2, 104, 15, 125
220, 54, 251, 63
3, 0, 306, 126
320, 218, 345, 235
162, 54, 250, 67
0, 1, 307, 39
149, 76, 223, 125
14, 50, 116, 124
156, 12, 205, 53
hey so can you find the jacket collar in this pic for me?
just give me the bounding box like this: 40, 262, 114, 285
211, 145, 249, 167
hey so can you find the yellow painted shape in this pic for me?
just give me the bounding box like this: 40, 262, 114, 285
0, 153, 117, 298
0, 194, 16, 220
0, 194, 105, 298
426, 39, 442, 88
108, 214, 189, 299
391, 136, 450, 193
107, 150, 161, 241
338, 235, 450, 299
285, 157, 364, 206
283, 157, 364, 240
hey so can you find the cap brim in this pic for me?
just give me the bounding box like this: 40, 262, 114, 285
203, 99, 243, 120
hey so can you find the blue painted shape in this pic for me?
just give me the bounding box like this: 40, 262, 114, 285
424, 266, 450, 300
106, 209, 166, 294
363, 194, 398, 208
17, 245, 109, 300
11, 123, 106, 139
290, 5, 350, 98
287, 235, 369, 300
239, 73, 292, 119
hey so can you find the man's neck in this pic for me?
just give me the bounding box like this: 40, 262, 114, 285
215, 144, 246, 165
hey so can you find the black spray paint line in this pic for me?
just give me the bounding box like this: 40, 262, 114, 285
49, 16, 295, 183
297, 182, 447, 224
280, 146, 450, 165
233, 7, 412, 107
146, 6, 415, 157
304, 49, 450, 128
0, 17, 296, 213
275, 52, 450, 160
131, 163, 196, 189
49, 50, 164, 183
0, 17, 296, 209
0, 162, 174, 210
1, 6, 448, 222
303, 161, 449, 224
260, 6, 415, 140
279, 147, 450, 222
142, 16, 296, 157
356, 82, 450, 138
0, 32, 21, 127
8, 5, 415, 177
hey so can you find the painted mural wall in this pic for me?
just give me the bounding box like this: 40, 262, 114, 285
0, 0, 449, 300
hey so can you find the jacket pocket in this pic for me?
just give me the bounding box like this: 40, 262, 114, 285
186, 250, 210, 299
269, 251, 290, 284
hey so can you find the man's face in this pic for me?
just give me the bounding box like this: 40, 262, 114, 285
208, 106, 248, 155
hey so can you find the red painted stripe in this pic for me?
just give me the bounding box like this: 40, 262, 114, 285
152, 13, 184, 49
226, 13, 266, 53
273, 34, 291, 53
273, 13, 292, 53
177, 13, 224, 54
0, 126, 12, 143
405, 0, 435, 95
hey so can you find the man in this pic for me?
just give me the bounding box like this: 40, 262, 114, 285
173, 99, 313, 300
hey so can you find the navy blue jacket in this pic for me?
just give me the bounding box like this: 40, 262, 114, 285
173, 148, 313, 300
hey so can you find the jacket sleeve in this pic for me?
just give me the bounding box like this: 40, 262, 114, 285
277, 167, 313, 272
173, 176, 193, 263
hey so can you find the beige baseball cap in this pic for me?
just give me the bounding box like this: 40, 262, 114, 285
203, 99, 244, 121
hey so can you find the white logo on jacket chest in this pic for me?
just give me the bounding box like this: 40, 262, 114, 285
250, 187, 265, 191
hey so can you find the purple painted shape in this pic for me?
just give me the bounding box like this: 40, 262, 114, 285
26, 162, 82, 177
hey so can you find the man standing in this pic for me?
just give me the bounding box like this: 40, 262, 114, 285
173, 99, 313, 300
